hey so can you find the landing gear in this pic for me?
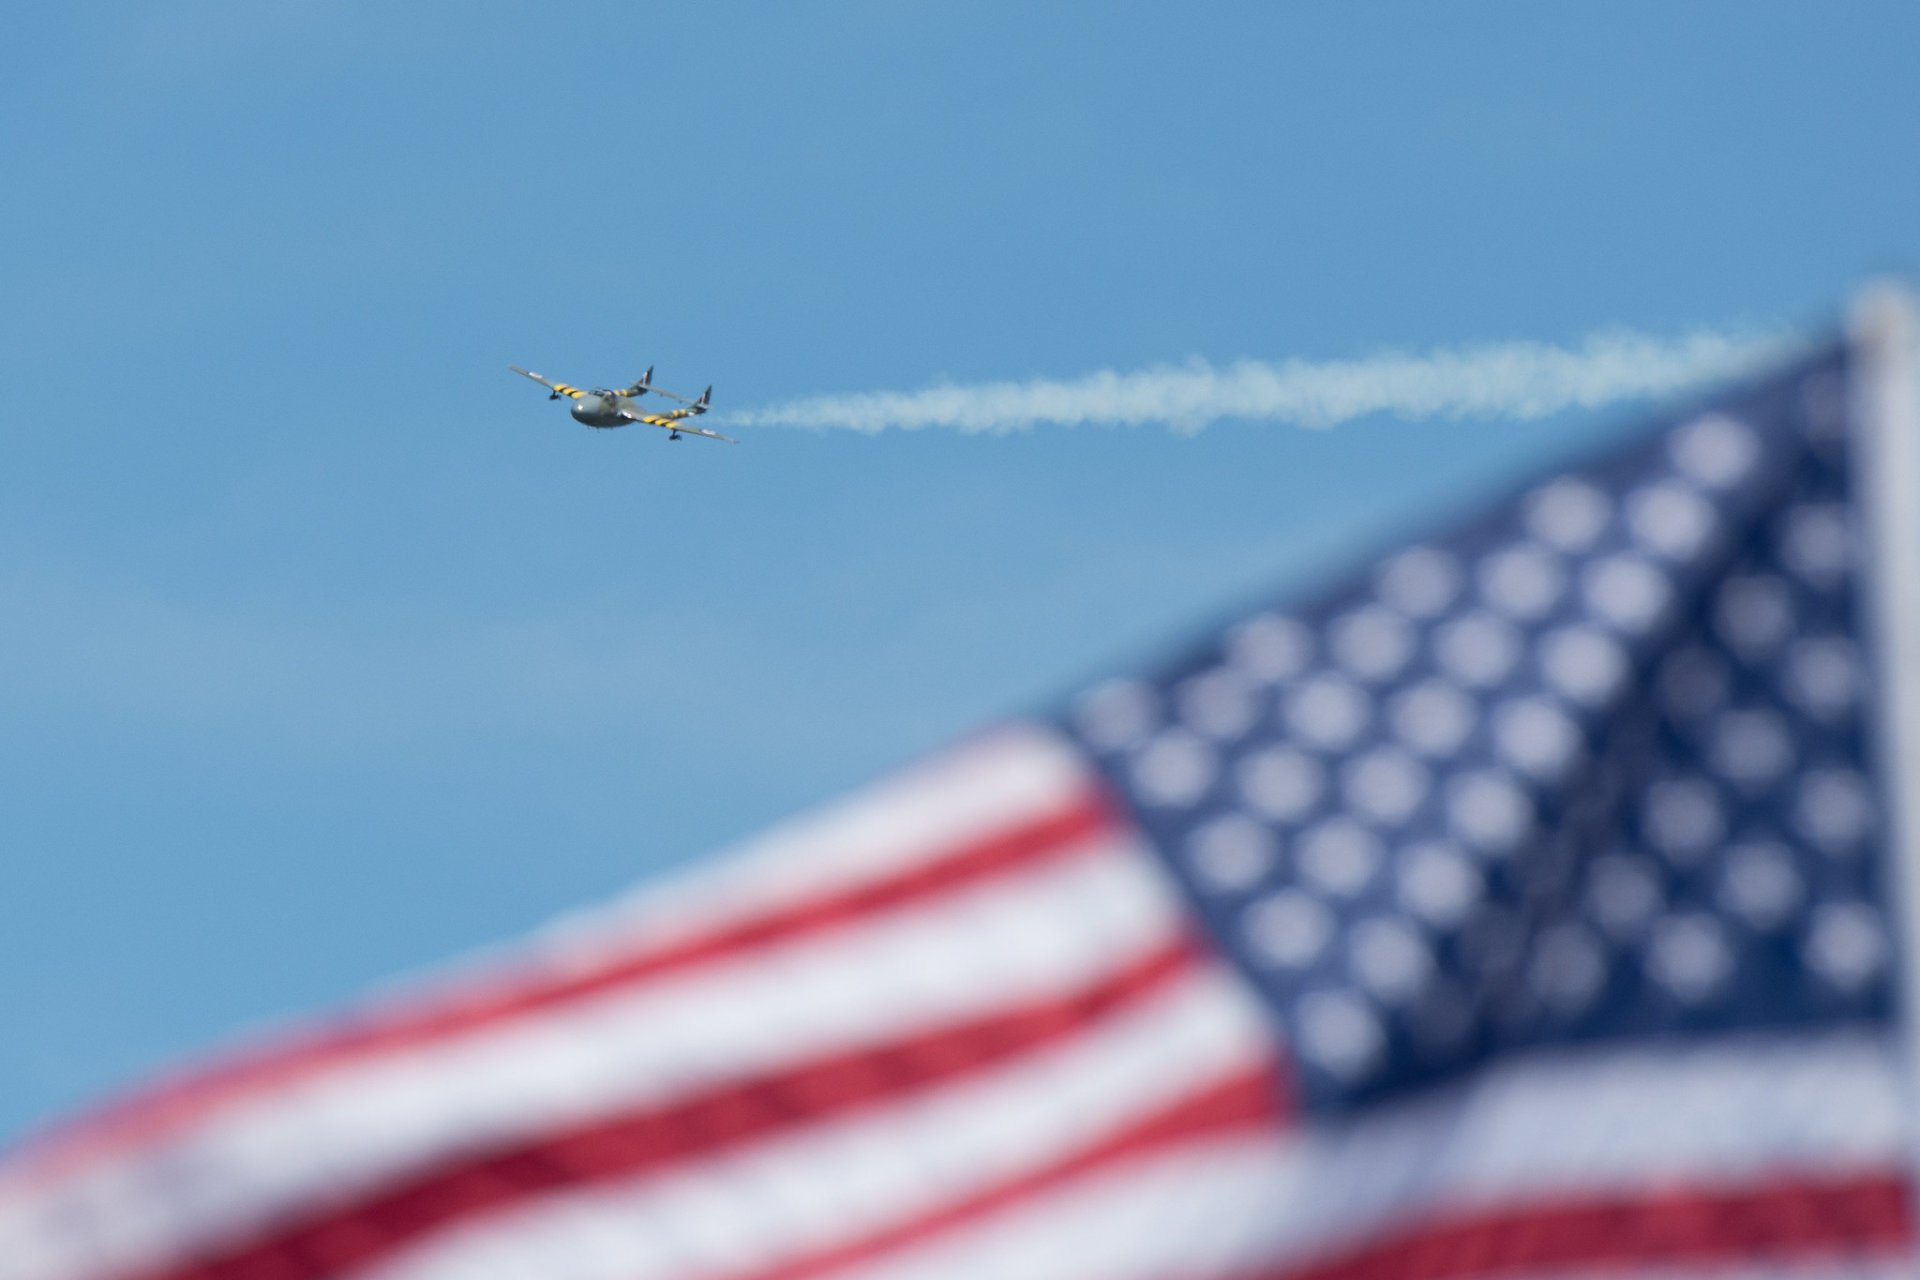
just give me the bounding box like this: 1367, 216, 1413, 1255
668, 431, 682, 441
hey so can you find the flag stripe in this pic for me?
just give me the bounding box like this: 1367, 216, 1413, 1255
129, 938, 1203, 1280
816, 1147, 1910, 1280
833, 1034, 1910, 1280
1166, 1033, 1907, 1274
725, 1067, 1285, 1280
815, 1136, 1315, 1280
1280, 1032, 1905, 1236
345, 964, 1274, 1280
9, 765, 1110, 1186
1251, 1173, 1913, 1280
7, 828, 1181, 1280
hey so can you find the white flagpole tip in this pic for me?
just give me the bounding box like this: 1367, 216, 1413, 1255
1849, 273, 1920, 1233
1850, 278, 1920, 357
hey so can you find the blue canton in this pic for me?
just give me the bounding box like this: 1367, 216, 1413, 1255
1064, 346, 1893, 1115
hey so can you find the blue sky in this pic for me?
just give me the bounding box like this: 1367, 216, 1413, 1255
3, 2, 1918, 1142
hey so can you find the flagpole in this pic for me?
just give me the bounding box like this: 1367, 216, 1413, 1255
1852, 279, 1920, 1211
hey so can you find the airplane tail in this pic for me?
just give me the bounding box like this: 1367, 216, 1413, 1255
626, 365, 654, 395
694, 385, 712, 412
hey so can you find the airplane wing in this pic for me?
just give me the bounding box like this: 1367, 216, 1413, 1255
508, 365, 587, 400
627, 410, 738, 443
668, 423, 738, 443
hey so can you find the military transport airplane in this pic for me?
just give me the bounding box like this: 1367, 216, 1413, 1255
508, 365, 736, 442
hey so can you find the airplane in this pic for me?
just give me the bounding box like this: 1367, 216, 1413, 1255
508, 364, 737, 443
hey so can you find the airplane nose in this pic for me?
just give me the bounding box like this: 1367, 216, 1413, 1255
569, 396, 601, 422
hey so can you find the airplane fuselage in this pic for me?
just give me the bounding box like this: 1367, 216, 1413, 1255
568, 394, 633, 428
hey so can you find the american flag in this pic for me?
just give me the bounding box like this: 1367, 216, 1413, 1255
5, 305, 1919, 1280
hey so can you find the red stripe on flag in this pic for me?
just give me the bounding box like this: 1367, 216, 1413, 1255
729, 1066, 1288, 1280
19, 788, 1120, 1182
131, 934, 1201, 1280
1244, 1172, 1914, 1280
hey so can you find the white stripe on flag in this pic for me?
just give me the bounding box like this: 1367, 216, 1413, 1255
1262, 1029, 1904, 1265
822, 1033, 1904, 1280
340, 1032, 1895, 1280
831, 1135, 1913, 1280
344, 966, 1272, 1280
0, 824, 1180, 1280
825, 1136, 1304, 1280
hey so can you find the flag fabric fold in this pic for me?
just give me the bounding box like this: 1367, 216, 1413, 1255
5, 301, 1918, 1280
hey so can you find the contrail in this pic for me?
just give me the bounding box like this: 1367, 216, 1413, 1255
733, 328, 1793, 436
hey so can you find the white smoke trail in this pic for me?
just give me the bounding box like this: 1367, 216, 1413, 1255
733, 328, 1793, 436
